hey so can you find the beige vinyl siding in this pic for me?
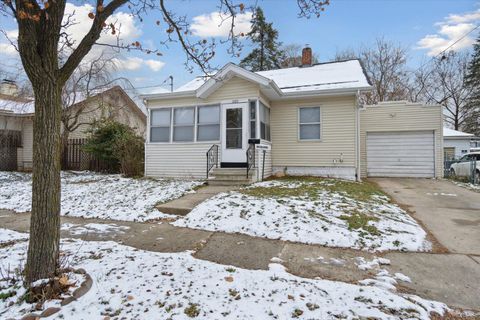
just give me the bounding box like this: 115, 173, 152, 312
360, 101, 443, 178
145, 76, 260, 179
69, 96, 146, 139
270, 96, 357, 169
145, 143, 219, 178
148, 76, 260, 109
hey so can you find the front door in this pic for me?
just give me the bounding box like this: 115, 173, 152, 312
221, 102, 248, 165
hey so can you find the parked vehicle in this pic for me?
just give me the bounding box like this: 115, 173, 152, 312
450, 152, 480, 183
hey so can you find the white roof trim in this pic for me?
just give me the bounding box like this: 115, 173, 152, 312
196, 63, 282, 99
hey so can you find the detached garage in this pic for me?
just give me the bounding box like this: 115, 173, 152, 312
360, 101, 443, 179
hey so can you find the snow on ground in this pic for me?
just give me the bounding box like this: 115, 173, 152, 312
452, 180, 480, 193
0, 228, 28, 244
61, 223, 130, 236
174, 178, 431, 252
0, 232, 447, 319
0, 171, 203, 221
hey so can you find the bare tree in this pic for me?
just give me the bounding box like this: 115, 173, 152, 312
280, 43, 319, 68
359, 38, 410, 104
61, 53, 133, 148
411, 51, 472, 130
0, 0, 331, 284
333, 38, 410, 104
333, 48, 357, 61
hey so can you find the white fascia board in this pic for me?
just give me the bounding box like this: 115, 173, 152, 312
274, 86, 372, 100
196, 64, 276, 99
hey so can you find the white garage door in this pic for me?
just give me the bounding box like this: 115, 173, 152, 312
367, 131, 435, 178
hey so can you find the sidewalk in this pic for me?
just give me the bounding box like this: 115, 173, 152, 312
0, 210, 479, 311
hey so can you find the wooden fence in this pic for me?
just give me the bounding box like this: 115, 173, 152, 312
0, 130, 22, 171
62, 138, 117, 172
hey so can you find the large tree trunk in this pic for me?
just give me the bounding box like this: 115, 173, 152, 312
25, 81, 63, 284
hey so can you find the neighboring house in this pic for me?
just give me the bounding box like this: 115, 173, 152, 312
443, 127, 478, 160
0, 82, 146, 171
142, 47, 444, 183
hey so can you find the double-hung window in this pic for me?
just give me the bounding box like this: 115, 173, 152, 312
259, 101, 270, 141
197, 105, 220, 141
299, 107, 321, 140
150, 108, 171, 142
249, 100, 256, 139
173, 107, 195, 142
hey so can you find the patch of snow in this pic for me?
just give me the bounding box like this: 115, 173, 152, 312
173, 180, 431, 252
0, 236, 448, 319
0, 171, 203, 221
0, 228, 28, 244
61, 223, 130, 236
395, 272, 412, 283
452, 180, 480, 193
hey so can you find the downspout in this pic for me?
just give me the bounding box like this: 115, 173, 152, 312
355, 90, 361, 182
144, 98, 148, 177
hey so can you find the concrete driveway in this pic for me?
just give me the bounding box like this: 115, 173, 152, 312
372, 178, 480, 255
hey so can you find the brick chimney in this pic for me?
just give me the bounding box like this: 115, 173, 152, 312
301, 46, 312, 67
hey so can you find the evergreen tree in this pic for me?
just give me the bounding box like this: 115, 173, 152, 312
464, 34, 480, 136
240, 7, 285, 71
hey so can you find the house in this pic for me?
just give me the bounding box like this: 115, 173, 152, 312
443, 127, 479, 160
142, 47, 443, 183
0, 82, 146, 171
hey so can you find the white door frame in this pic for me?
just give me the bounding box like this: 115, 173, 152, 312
221, 102, 249, 164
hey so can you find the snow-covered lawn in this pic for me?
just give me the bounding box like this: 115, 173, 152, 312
0, 171, 203, 221
0, 231, 447, 319
0, 228, 28, 244
174, 178, 431, 252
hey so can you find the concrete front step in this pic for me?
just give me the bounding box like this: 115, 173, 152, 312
208, 179, 253, 186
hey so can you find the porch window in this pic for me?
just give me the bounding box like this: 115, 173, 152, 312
259, 101, 270, 141
299, 107, 321, 140
249, 100, 256, 139
197, 105, 220, 141
150, 108, 171, 142
173, 107, 194, 142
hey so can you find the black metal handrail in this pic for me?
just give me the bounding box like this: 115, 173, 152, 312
206, 144, 219, 179
246, 143, 255, 178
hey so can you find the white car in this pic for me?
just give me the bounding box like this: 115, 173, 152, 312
450, 152, 480, 181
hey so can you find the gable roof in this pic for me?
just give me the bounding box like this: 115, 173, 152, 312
443, 127, 475, 138
143, 59, 372, 101
0, 86, 146, 121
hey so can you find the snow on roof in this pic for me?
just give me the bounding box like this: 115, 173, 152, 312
170, 59, 371, 96
256, 59, 370, 93
175, 76, 209, 92
0, 94, 34, 114
443, 127, 475, 138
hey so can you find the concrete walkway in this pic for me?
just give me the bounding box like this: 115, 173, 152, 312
156, 185, 236, 215
1, 210, 479, 311
372, 178, 480, 255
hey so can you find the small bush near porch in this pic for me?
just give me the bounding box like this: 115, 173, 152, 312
173, 177, 431, 252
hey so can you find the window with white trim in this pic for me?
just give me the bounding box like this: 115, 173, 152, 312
249, 100, 256, 139
259, 101, 270, 141
150, 108, 171, 142
197, 105, 220, 141
299, 107, 320, 140
173, 107, 195, 142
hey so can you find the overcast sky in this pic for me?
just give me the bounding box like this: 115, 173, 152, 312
0, 0, 478, 94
